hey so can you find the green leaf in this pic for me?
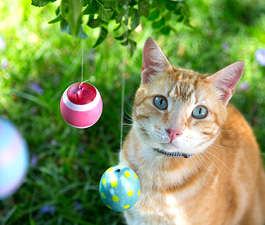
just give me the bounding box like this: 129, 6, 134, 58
130, 8, 140, 30
55, 6, 60, 15
87, 18, 102, 28
160, 25, 170, 35
114, 22, 122, 31
36, 0, 57, 2
31, 0, 49, 7
174, 6, 182, 15
138, 0, 150, 17
121, 39, 129, 46
114, 32, 127, 41
89, 14, 95, 21
166, 1, 177, 11
48, 14, 62, 24
83, 0, 99, 15
129, 39, 136, 56
124, 16, 129, 26
129, 0, 137, 7
93, 26, 108, 47
60, 18, 72, 34
152, 17, 165, 29
61, 0, 83, 38
147, 9, 160, 21
79, 27, 88, 39
98, 2, 114, 22
177, 15, 184, 22
115, 14, 123, 23
61, 18, 88, 39
110, 9, 117, 20
117, 0, 127, 8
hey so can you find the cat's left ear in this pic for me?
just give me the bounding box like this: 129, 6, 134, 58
206, 61, 245, 104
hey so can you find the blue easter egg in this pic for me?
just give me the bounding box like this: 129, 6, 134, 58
99, 165, 141, 212
0, 117, 29, 200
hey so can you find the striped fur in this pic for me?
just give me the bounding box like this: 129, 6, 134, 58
119, 38, 265, 225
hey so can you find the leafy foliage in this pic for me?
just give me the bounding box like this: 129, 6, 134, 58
32, 0, 191, 52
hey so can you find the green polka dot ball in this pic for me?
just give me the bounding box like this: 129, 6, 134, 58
99, 165, 141, 212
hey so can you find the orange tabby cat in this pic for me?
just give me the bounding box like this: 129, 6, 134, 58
119, 38, 265, 225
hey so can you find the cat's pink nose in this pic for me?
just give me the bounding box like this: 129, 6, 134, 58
166, 128, 182, 142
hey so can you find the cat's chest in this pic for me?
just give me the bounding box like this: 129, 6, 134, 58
130, 189, 189, 225
125, 163, 209, 224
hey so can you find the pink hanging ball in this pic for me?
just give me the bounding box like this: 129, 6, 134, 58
60, 82, 103, 128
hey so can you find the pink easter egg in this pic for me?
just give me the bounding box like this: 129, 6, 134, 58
60, 82, 103, 128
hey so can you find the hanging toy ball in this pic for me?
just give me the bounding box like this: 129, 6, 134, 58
60, 82, 103, 128
99, 165, 141, 212
0, 117, 29, 200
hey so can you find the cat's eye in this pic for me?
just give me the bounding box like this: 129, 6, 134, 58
154, 96, 168, 110
192, 106, 208, 119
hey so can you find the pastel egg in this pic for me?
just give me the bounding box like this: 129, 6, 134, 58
60, 82, 103, 129
99, 165, 141, 212
0, 117, 29, 200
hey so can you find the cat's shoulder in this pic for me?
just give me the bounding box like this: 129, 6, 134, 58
224, 103, 256, 141
226, 103, 247, 123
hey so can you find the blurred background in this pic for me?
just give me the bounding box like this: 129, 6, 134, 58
0, 0, 265, 224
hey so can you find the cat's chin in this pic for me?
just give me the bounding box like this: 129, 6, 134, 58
153, 147, 193, 158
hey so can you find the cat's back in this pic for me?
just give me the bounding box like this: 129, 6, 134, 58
221, 103, 261, 166
223, 103, 259, 151
213, 103, 265, 225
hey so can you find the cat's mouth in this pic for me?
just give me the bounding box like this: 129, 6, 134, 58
153, 148, 193, 158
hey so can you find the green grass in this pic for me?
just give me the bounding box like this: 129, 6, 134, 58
0, 0, 265, 224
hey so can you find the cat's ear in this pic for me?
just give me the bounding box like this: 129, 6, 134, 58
141, 38, 173, 84
206, 61, 245, 104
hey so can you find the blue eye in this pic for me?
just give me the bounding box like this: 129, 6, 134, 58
154, 96, 168, 110
192, 106, 208, 119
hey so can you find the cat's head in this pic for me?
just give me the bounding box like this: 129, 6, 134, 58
133, 38, 244, 158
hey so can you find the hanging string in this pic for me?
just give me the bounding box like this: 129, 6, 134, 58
119, 0, 130, 152
81, 39, 84, 83
77, 18, 126, 152
120, 58, 126, 151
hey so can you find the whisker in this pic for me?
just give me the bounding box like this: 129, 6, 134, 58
124, 115, 133, 123
197, 153, 211, 171
126, 102, 134, 109
201, 151, 223, 175
123, 123, 133, 127
211, 145, 230, 152
133, 127, 148, 136
196, 154, 211, 172
212, 143, 232, 151
211, 145, 236, 157
205, 151, 234, 176
125, 105, 133, 114
195, 153, 218, 183
219, 129, 234, 133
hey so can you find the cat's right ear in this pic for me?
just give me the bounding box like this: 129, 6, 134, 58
206, 61, 245, 105
141, 38, 173, 84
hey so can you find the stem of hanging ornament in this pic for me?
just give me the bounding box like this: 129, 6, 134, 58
120, 58, 125, 152
81, 39, 84, 83
120, 1, 129, 151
